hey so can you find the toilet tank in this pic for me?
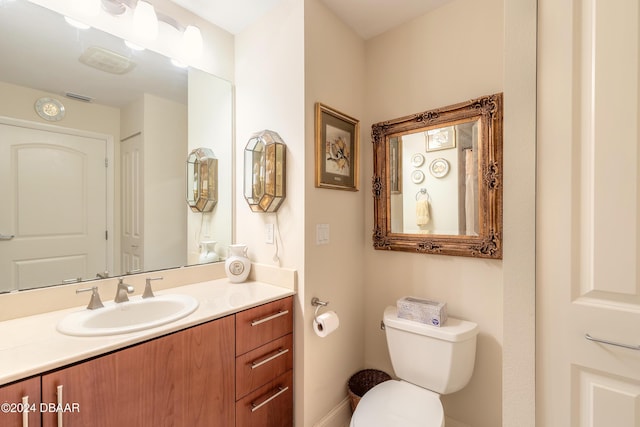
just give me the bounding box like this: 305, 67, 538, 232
383, 306, 478, 394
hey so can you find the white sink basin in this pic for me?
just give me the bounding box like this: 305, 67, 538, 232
57, 294, 199, 337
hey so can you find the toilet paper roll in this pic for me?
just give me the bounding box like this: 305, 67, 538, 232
313, 311, 340, 337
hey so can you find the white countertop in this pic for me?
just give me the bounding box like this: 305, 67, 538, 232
0, 279, 295, 386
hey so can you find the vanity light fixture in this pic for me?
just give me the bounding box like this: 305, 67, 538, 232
64, 0, 204, 61
132, 0, 158, 41
244, 130, 286, 213
186, 147, 218, 213
182, 25, 203, 60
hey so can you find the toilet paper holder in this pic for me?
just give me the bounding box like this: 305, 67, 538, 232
311, 297, 329, 323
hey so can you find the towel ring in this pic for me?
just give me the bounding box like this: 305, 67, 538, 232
415, 188, 431, 201
311, 297, 329, 323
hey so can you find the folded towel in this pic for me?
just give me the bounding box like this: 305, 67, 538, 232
416, 199, 430, 225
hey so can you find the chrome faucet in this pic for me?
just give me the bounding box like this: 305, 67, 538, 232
115, 278, 135, 303
143, 277, 163, 299
76, 286, 104, 310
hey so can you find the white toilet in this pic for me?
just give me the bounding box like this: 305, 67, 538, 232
350, 306, 479, 427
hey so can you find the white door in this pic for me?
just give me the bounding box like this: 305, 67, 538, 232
538, 0, 640, 425
0, 121, 108, 291
120, 133, 144, 274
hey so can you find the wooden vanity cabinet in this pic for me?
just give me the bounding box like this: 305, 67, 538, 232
235, 296, 294, 427
2, 295, 294, 427
41, 315, 235, 427
0, 376, 41, 427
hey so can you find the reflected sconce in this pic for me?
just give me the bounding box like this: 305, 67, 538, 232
244, 130, 286, 213
186, 147, 218, 212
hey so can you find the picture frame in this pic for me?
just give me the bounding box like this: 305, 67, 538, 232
315, 103, 360, 191
426, 126, 456, 152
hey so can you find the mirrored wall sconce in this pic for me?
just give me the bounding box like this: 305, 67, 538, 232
186, 147, 218, 213
244, 130, 286, 213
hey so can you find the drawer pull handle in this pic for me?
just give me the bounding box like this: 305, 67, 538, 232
251, 348, 289, 369
251, 386, 289, 412
251, 309, 289, 326
21, 395, 29, 427
56, 385, 63, 427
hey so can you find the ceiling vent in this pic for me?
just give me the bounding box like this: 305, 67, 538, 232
79, 46, 136, 75
65, 92, 94, 103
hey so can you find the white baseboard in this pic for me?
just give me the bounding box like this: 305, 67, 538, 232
313, 397, 352, 427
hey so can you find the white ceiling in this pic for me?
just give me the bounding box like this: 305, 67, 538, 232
170, 0, 451, 40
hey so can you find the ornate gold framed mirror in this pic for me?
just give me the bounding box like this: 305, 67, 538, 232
371, 93, 503, 259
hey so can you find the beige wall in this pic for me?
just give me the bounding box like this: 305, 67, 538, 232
234, 0, 306, 424
362, 0, 505, 426
303, 0, 366, 425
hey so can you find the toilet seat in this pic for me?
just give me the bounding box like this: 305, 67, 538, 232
350, 380, 444, 427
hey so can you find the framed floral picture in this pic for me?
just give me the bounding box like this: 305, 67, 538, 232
315, 103, 360, 191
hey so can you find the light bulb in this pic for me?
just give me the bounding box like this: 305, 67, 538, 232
182, 25, 203, 60
132, 1, 158, 41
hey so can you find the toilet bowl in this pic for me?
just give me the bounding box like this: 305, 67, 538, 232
350, 305, 478, 427
350, 380, 443, 427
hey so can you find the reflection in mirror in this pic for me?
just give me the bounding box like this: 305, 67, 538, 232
372, 93, 503, 259
0, 0, 232, 292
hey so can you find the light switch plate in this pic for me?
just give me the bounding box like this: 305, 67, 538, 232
265, 223, 275, 244
316, 224, 330, 245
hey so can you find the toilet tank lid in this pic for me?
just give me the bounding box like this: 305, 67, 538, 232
384, 306, 478, 342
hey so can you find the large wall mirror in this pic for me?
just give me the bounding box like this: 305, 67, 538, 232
0, 0, 232, 292
372, 93, 503, 259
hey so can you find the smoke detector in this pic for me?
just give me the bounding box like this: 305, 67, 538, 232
79, 46, 136, 75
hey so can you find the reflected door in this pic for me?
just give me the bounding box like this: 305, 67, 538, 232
121, 134, 144, 274
538, 0, 640, 425
0, 121, 108, 292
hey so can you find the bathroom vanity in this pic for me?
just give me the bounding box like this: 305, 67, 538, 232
0, 279, 294, 427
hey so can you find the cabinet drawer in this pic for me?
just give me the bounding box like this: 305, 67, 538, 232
236, 296, 293, 355
236, 370, 293, 427
236, 334, 293, 400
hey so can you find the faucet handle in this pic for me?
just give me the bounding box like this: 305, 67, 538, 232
143, 277, 163, 299
76, 286, 104, 310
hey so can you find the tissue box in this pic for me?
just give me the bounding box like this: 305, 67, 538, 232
397, 296, 447, 327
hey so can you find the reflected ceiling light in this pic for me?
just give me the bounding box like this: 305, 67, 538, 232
132, 1, 158, 41
171, 58, 188, 68
64, 16, 91, 30
182, 25, 203, 60
124, 40, 145, 51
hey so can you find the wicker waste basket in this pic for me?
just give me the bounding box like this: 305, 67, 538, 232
347, 369, 392, 412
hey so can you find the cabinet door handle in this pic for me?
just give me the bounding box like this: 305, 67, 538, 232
56, 385, 63, 427
0, 234, 14, 240
250, 386, 289, 412
251, 310, 289, 326
251, 348, 289, 369
21, 395, 29, 427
